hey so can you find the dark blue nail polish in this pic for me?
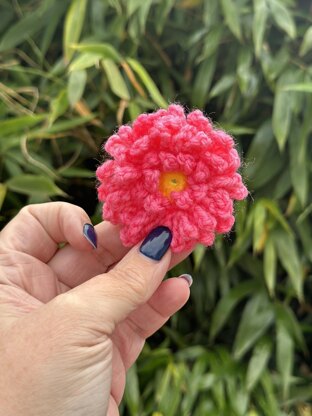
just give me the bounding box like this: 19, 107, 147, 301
139, 226, 172, 261
83, 223, 97, 249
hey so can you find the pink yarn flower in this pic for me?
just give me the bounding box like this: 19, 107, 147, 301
96, 104, 248, 252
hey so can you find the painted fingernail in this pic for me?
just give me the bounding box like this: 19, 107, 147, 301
139, 226, 172, 261
83, 223, 97, 249
179, 274, 193, 287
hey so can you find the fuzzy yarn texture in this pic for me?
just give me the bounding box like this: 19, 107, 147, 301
96, 104, 248, 253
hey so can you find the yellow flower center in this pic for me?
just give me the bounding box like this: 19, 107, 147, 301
159, 171, 187, 198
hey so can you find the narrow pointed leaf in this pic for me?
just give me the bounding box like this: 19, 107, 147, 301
67, 69, 87, 107
246, 338, 272, 391
63, 0, 87, 62
102, 59, 130, 100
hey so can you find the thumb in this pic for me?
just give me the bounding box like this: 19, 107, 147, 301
58, 226, 173, 334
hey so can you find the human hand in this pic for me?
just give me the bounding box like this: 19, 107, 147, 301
0, 202, 191, 416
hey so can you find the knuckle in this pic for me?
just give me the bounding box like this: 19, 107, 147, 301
53, 291, 85, 318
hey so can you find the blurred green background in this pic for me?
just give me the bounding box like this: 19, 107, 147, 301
0, 0, 312, 414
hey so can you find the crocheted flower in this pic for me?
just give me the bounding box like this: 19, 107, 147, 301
96, 104, 248, 252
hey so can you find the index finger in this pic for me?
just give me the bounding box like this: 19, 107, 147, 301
48, 220, 191, 288
0, 202, 95, 262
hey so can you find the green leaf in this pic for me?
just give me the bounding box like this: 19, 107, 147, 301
263, 235, 277, 297
127, 102, 141, 120
0, 114, 46, 137
102, 59, 130, 100
127, 58, 168, 108
155, 0, 176, 35
209, 74, 235, 99
70, 43, 122, 62
252, 201, 267, 252
0, 10, 44, 52
69, 53, 101, 72
59, 167, 94, 178
209, 281, 259, 341
40, 2, 68, 57
262, 199, 292, 235
245, 121, 274, 177
49, 89, 69, 125
219, 125, 255, 135
276, 322, 294, 399
260, 371, 280, 415
275, 303, 306, 353
220, 0, 242, 41
28, 115, 95, 137
269, 0, 296, 39
6, 175, 66, 197
193, 245, 206, 271
233, 294, 274, 359
282, 83, 312, 93
67, 70, 87, 107
246, 337, 272, 391
0, 183, 7, 211
124, 364, 140, 416
273, 82, 293, 151
192, 55, 217, 108
297, 218, 312, 263
253, 0, 268, 57
289, 121, 309, 207
300, 26, 312, 56
271, 228, 303, 300
63, 0, 87, 62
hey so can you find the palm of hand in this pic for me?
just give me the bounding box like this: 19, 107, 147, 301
0, 204, 189, 416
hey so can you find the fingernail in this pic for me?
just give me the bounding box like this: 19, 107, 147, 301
139, 226, 172, 261
83, 223, 97, 249
179, 274, 193, 287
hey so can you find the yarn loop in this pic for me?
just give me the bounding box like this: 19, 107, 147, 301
96, 104, 248, 252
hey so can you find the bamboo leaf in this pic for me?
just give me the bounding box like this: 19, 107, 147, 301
127, 58, 168, 108
193, 245, 206, 271
6, 175, 66, 197
276, 322, 294, 399
0, 10, 44, 52
220, 0, 242, 41
0, 115, 46, 137
63, 0, 87, 62
253, 0, 268, 57
271, 228, 303, 301
28, 115, 95, 138
0, 183, 7, 211
69, 53, 101, 72
124, 364, 140, 416
209, 281, 259, 341
192, 55, 217, 108
252, 201, 267, 253
269, 0, 296, 39
49, 89, 69, 125
246, 337, 272, 391
282, 83, 312, 93
67, 69, 87, 107
300, 26, 312, 56
70, 43, 122, 62
209, 74, 235, 98
102, 59, 130, 100
289, 121, 309, 207
275, 303, 306, 353
273, 84, 292, 151
233, 294, 274, 359
263, 235, 277, 297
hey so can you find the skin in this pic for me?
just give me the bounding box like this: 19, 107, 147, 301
0, 202, 191, 416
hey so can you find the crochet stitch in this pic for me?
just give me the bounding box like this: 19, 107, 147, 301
96, 104, 248, 252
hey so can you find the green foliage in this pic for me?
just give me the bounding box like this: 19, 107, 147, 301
1, 0, 312, 414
